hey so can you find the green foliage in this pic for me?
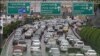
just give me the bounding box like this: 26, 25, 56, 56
79, 26, 100, 54
3, 21, 21, 39
0, 48, 2, 54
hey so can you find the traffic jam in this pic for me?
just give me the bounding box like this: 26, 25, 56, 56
11, 18, 97, 56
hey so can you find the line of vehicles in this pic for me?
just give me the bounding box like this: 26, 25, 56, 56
11, 18, 97, 56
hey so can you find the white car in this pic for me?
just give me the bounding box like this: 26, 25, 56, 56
74, 41, 84, 48
82, 46, 92, 52
85, 50, 97, 56
60, 43, 69, 51
30, 45, 40, 52
75, 53, 84, 56
58, 37, 65, 42
47, 38, 56, 45
18, 40, 27, 48
13, 49, 23, 56
31, 41, 40, 46
46, 38, 56, 48
24, 31, 32, 39
49, 47, 60, 56
60, 40, 69, 51
44, 32, 53, 43
31, 51, 41, 56
32, 37, 40, 42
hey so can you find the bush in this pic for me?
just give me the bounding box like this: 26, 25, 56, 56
79, 27, 100, 54
0, 48, 2, 54
3, 21, 21, 39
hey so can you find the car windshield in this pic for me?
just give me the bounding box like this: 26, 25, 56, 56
32, 45, 40, 47
19, 41, 26, 44
14, 51, 22, 53
88, 50, 95, 53
77, 42, 83, 44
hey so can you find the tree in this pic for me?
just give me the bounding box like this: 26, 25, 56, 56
0, 2, 4, 12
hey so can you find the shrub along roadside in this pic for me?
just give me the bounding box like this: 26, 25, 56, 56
79, 26, 100, 54
0, 20, 22, 54
0, 48, 2, 54
3, 20, 22, 39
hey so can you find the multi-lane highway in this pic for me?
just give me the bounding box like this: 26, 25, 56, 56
0, 18, 98, 56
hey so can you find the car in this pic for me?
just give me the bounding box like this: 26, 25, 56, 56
17, 40, 27, 49
24, 31, 33, 39
60, 40, 69, 51
31, 51, 41, 56
49, 47, 60, 56
31, 41, 41, 46
68, 53, 76, 56
75, 53, 84, 56
84, 50, 97, 56
34, 24, 39, 29
12, 40, 19, 46
23, 24, 30, 31
46, 38, 56, 48
74, 41, 84, 48
30, 45, 40, 52
44, 32, 53, 43
16, 28, 23, 33
53, 34, 59, 40
47, 26, 54, 32
63, 26, 69, 32
60, 43, 69, 51
12, 49, 23, 56
81, 46, 92, 52
57, 36, 65, 43
31, 37, 40, 42
40, 24, 46, 29
14, 32, 21, 38
35, 29, 42, 36
13, 46, 25, 56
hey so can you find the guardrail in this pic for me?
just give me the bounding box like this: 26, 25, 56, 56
71, 28, 81, 40
0, 30, 16, 56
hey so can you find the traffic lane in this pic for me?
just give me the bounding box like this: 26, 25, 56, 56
60, 51, 68, 56
25, 39, 31, 56
6, 35, 14, 56
41, 31, 46, 56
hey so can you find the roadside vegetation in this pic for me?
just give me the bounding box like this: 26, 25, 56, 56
3, 20, 22, 39
79, 26, 100, 54
0, 48, 1, 54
